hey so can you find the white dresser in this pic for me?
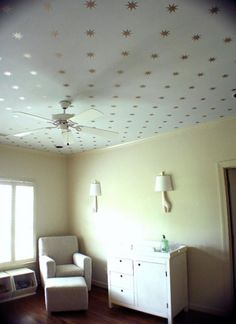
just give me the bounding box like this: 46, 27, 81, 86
107, 242, 188, 324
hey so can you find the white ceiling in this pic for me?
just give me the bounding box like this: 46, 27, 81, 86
0, 0, 235, 154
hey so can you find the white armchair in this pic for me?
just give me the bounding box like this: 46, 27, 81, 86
38, 235, 92, 290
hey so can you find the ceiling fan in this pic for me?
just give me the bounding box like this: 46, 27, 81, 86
13, 100, 118, 146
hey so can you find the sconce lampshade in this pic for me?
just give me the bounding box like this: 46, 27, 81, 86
90, 181, 101, 196
155, 173, 173, 192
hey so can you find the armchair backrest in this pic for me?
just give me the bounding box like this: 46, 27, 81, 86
38, 235, 79, 265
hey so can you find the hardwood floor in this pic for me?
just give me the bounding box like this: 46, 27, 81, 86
0, 286, 233, 324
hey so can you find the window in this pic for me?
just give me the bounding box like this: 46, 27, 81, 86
0, 180, 35, 265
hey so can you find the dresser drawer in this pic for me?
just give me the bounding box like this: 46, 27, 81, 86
108, 257, 133, 274
110, 286, 134, 306
109, 272, 133, 289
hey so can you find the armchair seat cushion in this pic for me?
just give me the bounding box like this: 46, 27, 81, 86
56, 264, 84, 277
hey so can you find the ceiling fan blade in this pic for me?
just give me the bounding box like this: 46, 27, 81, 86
13, 126, 55, 137
13, 111, 51, 122
78, 126, 119, 138
71, 109, 103, 124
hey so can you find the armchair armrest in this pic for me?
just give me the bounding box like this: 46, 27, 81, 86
39, 255, 56, 287
73, 252, 92, 291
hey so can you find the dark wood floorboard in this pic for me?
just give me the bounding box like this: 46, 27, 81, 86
0, 286, 233, 324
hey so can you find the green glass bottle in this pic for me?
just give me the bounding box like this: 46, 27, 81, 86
161, 235, 169, 252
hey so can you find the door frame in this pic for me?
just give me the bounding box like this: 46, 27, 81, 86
217, 160, 235, 309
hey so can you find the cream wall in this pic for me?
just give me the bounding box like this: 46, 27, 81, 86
68, 117, 236, 315
0, 145, 69, 239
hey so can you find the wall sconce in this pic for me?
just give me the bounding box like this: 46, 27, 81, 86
89, 180, 101, 213
155, 171, 173, 213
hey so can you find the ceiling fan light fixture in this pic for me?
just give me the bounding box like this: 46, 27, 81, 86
62, 129, 74, 146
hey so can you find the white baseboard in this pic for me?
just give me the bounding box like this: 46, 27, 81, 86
92, 279, 108, 289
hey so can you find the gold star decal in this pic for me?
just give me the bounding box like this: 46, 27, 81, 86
51, 30, 59, 37
117, 70, 124, 74
58, 70, 66, 74
197, 73, 204, 77
181, 54, 189, 60
160, 30, 170, 37
192, 34, 201, 41
87, 52, 95, 58
122, 29, 132, 37
121, 51, 129, 57
84, 0, 96, 9
63, 83, 69, 87
173, 72, 179, 76
151, 53, 159, 59
224, 37, 232, 43
209, 6, 220, 14
209, 57, 216, 62
86, 29, 95, 37
89, 69, 96, 73
126, 1, 138, 11
145, 71, 152, 75
167, 4, 178, 13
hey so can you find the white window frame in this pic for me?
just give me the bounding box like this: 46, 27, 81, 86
0, 178, 36, 267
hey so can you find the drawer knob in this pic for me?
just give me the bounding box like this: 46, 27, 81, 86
121, 289, 123, 292
120, 274, 123, 278
138, 263, 141, 266
119, 260, 122, 262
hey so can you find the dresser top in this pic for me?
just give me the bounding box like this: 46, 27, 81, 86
107, 241, 187, 260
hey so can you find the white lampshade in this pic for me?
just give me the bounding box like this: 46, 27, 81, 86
90, 181, 101, 196
155, 173, 173, 192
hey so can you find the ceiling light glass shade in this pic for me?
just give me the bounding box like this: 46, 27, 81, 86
155, 173, 173, 192
90, 181, 101, 196
62, 129, 74, 145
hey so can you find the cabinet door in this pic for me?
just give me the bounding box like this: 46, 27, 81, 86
134, 261, 168, 317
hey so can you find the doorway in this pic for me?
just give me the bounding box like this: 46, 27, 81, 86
225, 168, 236, 304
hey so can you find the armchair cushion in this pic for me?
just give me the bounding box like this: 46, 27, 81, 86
56, 264, 83, 277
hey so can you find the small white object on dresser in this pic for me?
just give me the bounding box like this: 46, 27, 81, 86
107, 241, 188, 324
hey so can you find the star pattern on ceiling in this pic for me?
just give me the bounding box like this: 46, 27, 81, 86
160, 30, 170, 37
209, 6, 220, 14
122, 29, 132, 37
0, 0, 235, 154
167, 4, 178, 13
192, 34, 201, 41
126, 1, 138, 11
86, 29, 95, 37
84, 0, 96, 9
